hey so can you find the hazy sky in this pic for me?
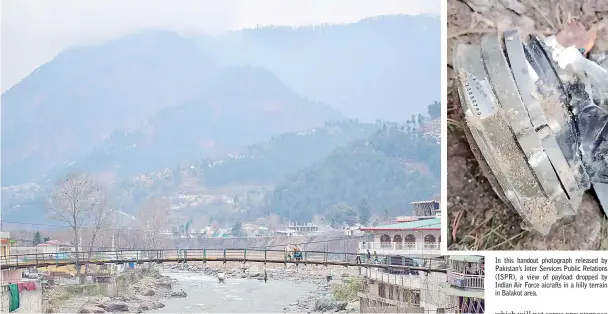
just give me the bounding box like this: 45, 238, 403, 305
1, 0, 440, 93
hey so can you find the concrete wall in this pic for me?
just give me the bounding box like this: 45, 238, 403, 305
360, 274, 450, 313
1, 285, 42, 313
1, 269, 23, 282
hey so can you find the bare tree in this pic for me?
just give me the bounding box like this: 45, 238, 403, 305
47, 173, 104, 281
137, 198, 170, 252
83, 189, 113, 275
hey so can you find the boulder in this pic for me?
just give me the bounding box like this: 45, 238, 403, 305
313, 297, 338, 312
79, 305, 106, 313
104, 301, 129, 312
336, 301, 348, 311
158, 280, 172, 289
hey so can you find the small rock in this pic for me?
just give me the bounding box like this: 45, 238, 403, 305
170, 290, 187, 298
142, 288, 155, 296
151, 302, 165, 309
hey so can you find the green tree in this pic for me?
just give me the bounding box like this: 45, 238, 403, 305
33, 231, 42, 246
427, 101, 441, 119
231, 221, 245, 237
43, 236, 50, 242
233, 195, 240, 209
326, 203, 357, 228
358, 198, 371, 225
417, 113, 425, 126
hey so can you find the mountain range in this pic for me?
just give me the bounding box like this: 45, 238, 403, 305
1, 15, 440, 226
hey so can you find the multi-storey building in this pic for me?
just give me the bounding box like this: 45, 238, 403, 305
358, 200, 441, 258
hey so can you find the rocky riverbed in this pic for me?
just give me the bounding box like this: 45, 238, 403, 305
45, 262, 362, 313
44, 267, 191, 313
162, 262, 362, 313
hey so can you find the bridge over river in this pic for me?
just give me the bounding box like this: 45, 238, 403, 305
1, 248, 447, 273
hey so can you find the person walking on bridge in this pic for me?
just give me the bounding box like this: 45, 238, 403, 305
366, 250, 371, 263
356, 248, 362, 264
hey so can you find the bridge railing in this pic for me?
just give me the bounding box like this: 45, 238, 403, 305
1, 248, 447, 271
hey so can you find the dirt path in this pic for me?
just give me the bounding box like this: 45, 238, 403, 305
446, 0, 608, 250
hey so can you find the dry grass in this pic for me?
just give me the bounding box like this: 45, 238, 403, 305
332, 278, 363, 302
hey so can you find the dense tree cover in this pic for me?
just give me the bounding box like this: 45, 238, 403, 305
266, 111, 439, 222
113, 120, 379, 207
195, 120, 378, 187
326, 203, 358, 228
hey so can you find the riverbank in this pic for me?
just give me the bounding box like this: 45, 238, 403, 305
44, 267, 187, 313
163, 261, 362, 313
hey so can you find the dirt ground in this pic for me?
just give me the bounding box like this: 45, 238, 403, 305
446, 0, 608, 250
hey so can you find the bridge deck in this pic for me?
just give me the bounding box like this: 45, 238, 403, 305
1, 249, 447, 273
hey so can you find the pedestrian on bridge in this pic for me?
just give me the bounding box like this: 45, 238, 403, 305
356, 248, 361, 264
366, 250, 371, 263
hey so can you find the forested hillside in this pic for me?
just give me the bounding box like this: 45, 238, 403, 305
266, 112, 440, 223
47, 66, 341, 180
118, 120, 380, 200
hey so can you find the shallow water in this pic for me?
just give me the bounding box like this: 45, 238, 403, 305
152, 271, 318, 313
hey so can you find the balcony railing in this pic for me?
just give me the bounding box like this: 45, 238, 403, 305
359, 242, 440, 251
447, 270, 485, 290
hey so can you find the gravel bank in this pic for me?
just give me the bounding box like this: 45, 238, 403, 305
163, 261, 362, 313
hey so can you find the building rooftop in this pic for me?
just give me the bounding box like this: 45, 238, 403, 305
410, 200, 439, 204
448, 255, 484, 263
359, 217, 440, 231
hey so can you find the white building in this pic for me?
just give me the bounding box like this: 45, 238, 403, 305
285, 222, 319, 236
358, 217, 441, 257
11, 240, 75, 257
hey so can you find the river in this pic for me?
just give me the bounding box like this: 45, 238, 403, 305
151, 270, 319, 313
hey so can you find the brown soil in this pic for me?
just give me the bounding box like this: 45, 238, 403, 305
446, 0, 608, 250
